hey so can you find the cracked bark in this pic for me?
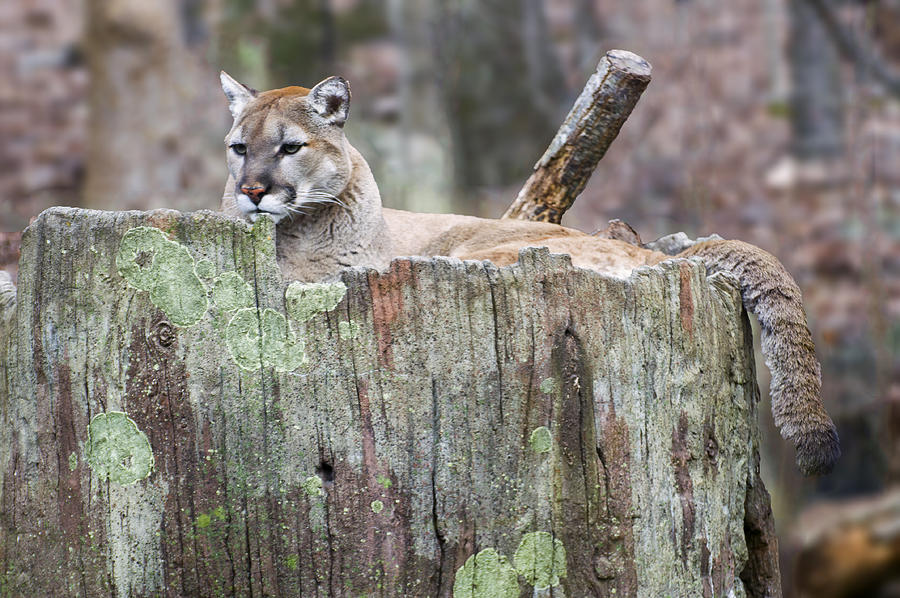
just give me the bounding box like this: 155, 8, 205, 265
1, 208, 777, 596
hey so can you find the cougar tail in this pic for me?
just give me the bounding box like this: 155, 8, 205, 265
675, 239, 840, 475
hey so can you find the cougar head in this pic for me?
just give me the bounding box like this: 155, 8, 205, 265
220, 72, 352, 224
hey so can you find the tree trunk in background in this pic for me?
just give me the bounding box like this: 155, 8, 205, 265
83, 0, 183, 210
433, 0, 568, 193
319, 0, 337, 72
83, 0, 219, 212
387, 0, 414, 208
788, 0, 845, 159
574, 0, 603, 75
0, 208, 780, 596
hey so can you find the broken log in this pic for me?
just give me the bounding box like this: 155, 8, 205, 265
502, 49, 652, 224
0, 207, 780, 596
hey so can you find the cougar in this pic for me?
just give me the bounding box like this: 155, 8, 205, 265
220, 72, 840, 476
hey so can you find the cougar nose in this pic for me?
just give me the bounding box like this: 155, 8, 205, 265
240, 184, 268, 205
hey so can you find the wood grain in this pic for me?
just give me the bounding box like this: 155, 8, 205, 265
0, 208, 779, 596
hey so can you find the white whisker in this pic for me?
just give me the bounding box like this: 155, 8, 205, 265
283, 203, 313, 217
305, 189, 348, 208
285, 188, 349, 217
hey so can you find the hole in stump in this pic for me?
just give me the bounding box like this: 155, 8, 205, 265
316, 461, 334, 485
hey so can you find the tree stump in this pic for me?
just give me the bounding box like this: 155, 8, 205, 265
0, 207, 780, 597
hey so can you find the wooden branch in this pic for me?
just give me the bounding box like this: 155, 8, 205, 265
502, 49, 652, 223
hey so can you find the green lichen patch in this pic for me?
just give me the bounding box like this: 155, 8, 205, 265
116, 226, 208, 326
116, 227, 165, 291
539, 377, 557, 394
195, 259, 216, 280
453, 548, 519, 598
529, 427, 552, 453
302, 476, 324, 497
370, 500, 384, 514
225, 307, 307, 372
196, 513, 212, 529
513, 532, 567, 590
286, 555, 299, 571
376, 474, 392, 489
285, 281, 347, 323
338, 320, 360, 340
68, 451, 78, 471
211, 271, 254, 312
224, 308, 262, 370
86, 412, 154, 485
250, 215, 277, 259
261, 308, 307, 371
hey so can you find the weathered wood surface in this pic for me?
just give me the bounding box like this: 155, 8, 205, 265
1, 207, 778, 597
502, 50, 652, 224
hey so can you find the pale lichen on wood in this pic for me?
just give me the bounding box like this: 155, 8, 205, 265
0, 207, 779, 597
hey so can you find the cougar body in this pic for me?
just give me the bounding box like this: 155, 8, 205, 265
220, 72, 840, 475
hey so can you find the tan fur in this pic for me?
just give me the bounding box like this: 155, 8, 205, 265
220, 75, 840, 475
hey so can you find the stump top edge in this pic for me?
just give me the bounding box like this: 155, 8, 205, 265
21, 206, 729, 296
360, 249, 722, 295
27, 206, 251, 233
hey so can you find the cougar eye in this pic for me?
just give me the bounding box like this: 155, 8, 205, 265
230, 143, 247, 155
281, 143, 305, 154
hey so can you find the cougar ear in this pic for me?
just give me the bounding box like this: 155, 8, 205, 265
220, 71, 257, 119
309, 76, 351, 126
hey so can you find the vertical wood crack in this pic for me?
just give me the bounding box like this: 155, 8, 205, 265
430, 376, 446, 594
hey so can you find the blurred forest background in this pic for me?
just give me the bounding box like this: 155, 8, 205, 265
1, 0, 899, 594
